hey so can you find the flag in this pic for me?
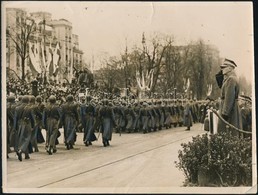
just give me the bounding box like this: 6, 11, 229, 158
29, 42, 42, 74
51, 42, 61, 77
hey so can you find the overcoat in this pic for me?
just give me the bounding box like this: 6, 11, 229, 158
99, 105, 116, 141
217, 72, 242, 136
61, 102, 79, 144
80, 103, 97, 143
43, 102, 61, 148
183, 103, 193, 128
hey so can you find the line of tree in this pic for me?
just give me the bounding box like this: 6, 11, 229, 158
7, 14, 36, 81
95, 33, 240, 100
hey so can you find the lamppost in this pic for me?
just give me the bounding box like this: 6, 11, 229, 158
174, 87, 177, 99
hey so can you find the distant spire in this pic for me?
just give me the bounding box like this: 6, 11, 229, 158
142, 32, 145, 45
125, 37, 128, 55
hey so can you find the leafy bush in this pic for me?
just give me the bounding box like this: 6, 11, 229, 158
175, 132, 252, 186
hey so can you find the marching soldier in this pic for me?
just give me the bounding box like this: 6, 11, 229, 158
80, 96, 97, 146
29, 95, 43, 152
7, 95, 16, 158
153, 101, 162, 130
164, 100, 172, 129
60, 95, 79, 150
14, 95, 35, 161
98, 100, 116, 147
124, 104, 136, 133
132, 102, 141, 132
139, 102, 150, 134
35, 96, 45, 144
42, 95, 61, 154
177, 100, 184, 127
184, 99, 193, 131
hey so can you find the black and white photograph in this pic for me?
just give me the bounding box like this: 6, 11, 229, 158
1, 1, 256, 194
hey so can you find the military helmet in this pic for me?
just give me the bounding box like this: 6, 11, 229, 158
22, 95, 30, 103
7, 95, 16, 103
36, 96, 42, 103
29, 95, 36, 103
49, 95, 56, 103
66, 94, 74, 102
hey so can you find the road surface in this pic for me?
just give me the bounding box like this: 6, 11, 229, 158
4, 123, 252, 193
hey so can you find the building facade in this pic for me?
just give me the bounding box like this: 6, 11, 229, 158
6, 8, 84, 83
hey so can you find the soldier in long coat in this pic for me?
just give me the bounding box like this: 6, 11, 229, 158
164, 100, 172, 129
184, 99, 193, 131
158, 101, 165, 130
153, 101, 161, 130
132, 102, 141, 132
241, 100, 252, 138
43, 95, 61, 154
99, 100, 116, 147
80, 96, 97, 146
29, 96, 41, 152
35, 96, 45, 144
113, 101, 122, 134
60, 95, 79, 150
177, 100, 184, 127
139, 102, 150, 133
217, 59, 242, 137
7, 96, 16, 158
14, 95, 35, 161
124, 104, 136, 133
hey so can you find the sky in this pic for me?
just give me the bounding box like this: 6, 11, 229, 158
2, 1, 254, 84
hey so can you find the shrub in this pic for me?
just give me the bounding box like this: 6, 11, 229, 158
175, 132, 252, 186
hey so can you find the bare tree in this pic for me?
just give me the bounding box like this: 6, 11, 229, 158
7, 14, 36, 81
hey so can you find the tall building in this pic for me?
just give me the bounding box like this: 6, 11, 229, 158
6, 8, 27, 78
6, 8, 84, 83
72, 34, 83, 71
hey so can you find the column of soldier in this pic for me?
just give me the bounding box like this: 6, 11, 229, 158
7, 92, 208, 162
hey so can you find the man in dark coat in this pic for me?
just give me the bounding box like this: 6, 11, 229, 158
28, 95, 43, 153
99, 100, 116, 147
184, 99, 193, 131
60, 95, 79, 149
35, 96, 45, 144
80, 96, 97, 146
43, 95, 61, 154
7, 96, 16, 158
139, 102, 150, 133
217, 59, 242, 137
13, 95, 35, 161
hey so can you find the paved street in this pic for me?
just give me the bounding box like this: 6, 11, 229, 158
4, 123, 252, 194
3, 124, 254, 193
4, 123, 204, 193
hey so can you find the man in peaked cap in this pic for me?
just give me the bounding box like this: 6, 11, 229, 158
217, 58, 242, 137
220, 58, 237, 68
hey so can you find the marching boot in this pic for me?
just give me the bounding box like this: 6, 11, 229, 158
47, 146, 53, 155
25, 152, 30, 159
17, 150, 22, 162
106, 140, 110, 146
66, 143, 70, 150
69, 142, 74, 149
103, 139, 107, 147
